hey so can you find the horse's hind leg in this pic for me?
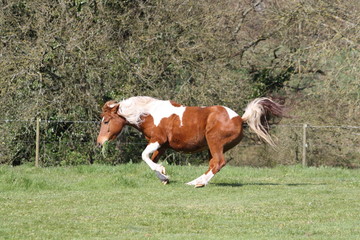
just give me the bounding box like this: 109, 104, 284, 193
186, 121, 241, 187
187, 144, 225, 187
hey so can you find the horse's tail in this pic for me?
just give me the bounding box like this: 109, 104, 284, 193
241, 98, 285, 146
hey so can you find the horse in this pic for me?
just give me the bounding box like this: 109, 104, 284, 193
96, 96, 285, 187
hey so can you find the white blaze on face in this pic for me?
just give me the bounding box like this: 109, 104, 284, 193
151, 101, 186, 126
223, 106, 238, 119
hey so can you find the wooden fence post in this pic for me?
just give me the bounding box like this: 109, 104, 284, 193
35, 118, 41, 167
302, 123, 308, 167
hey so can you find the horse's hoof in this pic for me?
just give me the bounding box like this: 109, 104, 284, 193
158, 165, 166, 175
162, 179, 169, 185
155, 170, 169, 183
195, 184, 205, 188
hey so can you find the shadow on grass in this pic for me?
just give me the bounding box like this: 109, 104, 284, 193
212, 182, 326, 187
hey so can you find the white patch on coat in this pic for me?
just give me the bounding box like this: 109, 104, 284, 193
223, 106, 238, 119
150, 101, 186, 126
118, 96, 186, 127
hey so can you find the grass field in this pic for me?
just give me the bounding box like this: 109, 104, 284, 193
1, 163, 360, 240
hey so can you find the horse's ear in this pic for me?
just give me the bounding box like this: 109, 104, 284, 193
108, 103, 119, 112
103, 101, 119, 113
107, 103, 118, 108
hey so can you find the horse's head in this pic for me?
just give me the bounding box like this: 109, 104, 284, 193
96, 101, 126, 147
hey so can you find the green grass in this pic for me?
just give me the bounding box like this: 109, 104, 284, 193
1, 164, 360, 240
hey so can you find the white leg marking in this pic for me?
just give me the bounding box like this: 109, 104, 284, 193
142, 142, 161, 170
187, 171, 215, 186
142, 142, 169, 181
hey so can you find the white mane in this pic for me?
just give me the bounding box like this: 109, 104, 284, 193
118, 96, 159, 126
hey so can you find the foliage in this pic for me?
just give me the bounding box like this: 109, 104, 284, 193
1, 0, 359, 166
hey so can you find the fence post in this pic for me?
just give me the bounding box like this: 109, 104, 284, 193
35, 118, 41, 167
302, 123, 308, 167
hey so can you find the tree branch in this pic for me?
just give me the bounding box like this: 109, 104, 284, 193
230, 36, 268, 59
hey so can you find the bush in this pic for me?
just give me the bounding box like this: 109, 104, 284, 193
1, 0, 359, 167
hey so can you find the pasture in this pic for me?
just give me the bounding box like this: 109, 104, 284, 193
1, 164, 359, 239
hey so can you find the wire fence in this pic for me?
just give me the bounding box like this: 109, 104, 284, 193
0, 119, 359, 168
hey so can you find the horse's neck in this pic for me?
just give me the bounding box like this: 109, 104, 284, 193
129, 115, 154, 138
126, 115, 146, 132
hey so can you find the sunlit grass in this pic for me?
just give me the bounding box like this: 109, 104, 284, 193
1, 164, 360, 239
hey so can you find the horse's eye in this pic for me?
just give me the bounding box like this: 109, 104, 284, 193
101, 117, 110, 125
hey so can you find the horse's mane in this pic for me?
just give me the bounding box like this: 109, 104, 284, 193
118, 96, 159, 126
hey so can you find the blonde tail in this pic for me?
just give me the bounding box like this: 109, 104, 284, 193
242, 98, 284, 146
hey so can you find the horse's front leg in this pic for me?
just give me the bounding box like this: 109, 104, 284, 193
142, 142, 169, 184
151, 147, 166, 163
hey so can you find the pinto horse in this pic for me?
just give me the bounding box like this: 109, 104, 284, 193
96, 96, 284, 187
